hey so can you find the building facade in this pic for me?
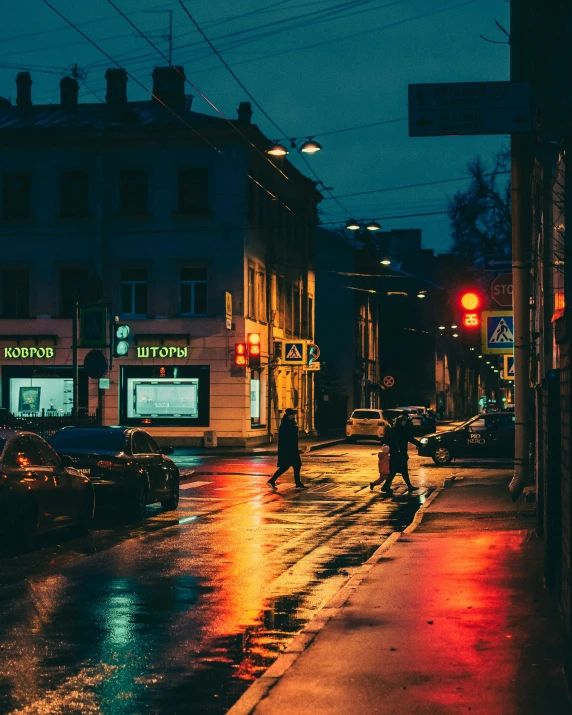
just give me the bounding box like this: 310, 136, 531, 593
0, 68, 320, 446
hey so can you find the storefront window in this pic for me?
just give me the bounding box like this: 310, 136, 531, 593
9, 376, 74, 415
250, 373, 260, 425
120, 365, 210, 426
126, 378, 199, 419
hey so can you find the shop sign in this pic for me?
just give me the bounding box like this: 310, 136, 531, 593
4, 347, 55, 359
136, 346, 188, 359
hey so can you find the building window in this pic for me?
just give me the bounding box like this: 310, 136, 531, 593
178, 168, 209, 215
294, 284, 301, 335
2, 269, 29, 318
256, 270, 267, 322
2, 173, 31, 219
248, 265, 256, 319
60, 269, 89, 318
285, 283, 293, 335
119, 170, 148, 216
308, 296, 314, 339
60, 171, 89, 218
180, 267, 207, 315
120, 268, 147, 317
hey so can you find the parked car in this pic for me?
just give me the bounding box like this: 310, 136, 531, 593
346, 409, 390, 442
49, 427, 179, 520
417, 412, 515, 465
0, 429, 94, 553
395, 405, 436, 435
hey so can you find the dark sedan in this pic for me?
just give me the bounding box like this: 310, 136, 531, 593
417, 412, 515, 465
49, 426, 180, 520
0, 430, 94, 553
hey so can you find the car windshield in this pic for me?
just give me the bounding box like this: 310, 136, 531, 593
352, 410, 381, 420
50, 429, 126, 452
457, 415, 483, 429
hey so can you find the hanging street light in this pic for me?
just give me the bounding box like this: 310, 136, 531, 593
379, 256, 392, 266
299, 138, 322, 154
366, 220, 381, 231
417, 290, 427, 299
266, 141, 289, 156
345, 218, 361, 231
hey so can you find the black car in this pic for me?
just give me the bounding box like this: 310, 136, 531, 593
49, 427, 180, 520
0, 429, 94, 553
417, 412, 515, 465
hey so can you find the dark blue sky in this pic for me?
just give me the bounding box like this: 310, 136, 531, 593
0, 0, 510, 253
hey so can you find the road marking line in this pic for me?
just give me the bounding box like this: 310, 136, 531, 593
179, 481, 212, 490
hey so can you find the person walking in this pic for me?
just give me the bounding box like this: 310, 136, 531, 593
267, 409, 306, 489
380, 413, 420, 493
369, 444, 390, 491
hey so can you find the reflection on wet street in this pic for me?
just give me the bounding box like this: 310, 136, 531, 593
0, 443, 448, 714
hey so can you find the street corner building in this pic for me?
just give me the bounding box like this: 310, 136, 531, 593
0, 67, 321, 447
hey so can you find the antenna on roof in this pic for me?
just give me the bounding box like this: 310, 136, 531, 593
144, 9, 173, 65
69, 64, 88, 82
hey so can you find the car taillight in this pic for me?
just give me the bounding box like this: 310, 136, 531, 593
96, 460, 127, 471
0, 473, 8, 487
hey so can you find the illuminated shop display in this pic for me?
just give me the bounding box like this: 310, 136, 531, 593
2, 367, 88, 417
120, 365, 209, 426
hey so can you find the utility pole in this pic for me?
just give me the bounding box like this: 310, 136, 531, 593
509, 0, 533, 500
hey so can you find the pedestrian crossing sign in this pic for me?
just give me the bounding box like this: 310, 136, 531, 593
482, 311, 514, 354
283, 341, 305, 363
503, 354, 515, 380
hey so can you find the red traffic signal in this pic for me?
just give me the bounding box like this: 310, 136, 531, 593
460, 291, 481, 311
248, 333, 261, 367
462, 312, 481, 330
234, 343, 247, 366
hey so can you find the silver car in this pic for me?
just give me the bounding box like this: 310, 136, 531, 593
346, 409, 390, 443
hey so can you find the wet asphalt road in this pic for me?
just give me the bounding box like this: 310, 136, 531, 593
0, 442, 511, 715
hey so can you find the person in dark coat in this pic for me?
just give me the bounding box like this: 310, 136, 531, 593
380, 413, 420, 493
267, 409, 306, 489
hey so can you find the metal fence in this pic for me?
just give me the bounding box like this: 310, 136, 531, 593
0, 409, 102, 440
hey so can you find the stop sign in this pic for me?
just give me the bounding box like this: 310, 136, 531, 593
491, 273, 513, 307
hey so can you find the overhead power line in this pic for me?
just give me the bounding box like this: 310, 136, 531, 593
323, 170, 512, 200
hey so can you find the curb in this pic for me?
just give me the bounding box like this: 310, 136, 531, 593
226, 487, 443, 715
174, 438, 345, 460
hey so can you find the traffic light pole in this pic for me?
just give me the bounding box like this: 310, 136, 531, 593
509, 0, 533, 500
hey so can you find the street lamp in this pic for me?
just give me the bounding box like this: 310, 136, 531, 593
417, 290, 427, 299
266, 141, 288, 156
379, 256, 392, 266
366, 220, 381, 231
299, 138, 322, 154
345, 218, 361, 231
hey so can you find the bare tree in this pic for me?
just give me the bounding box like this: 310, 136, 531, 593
448, 150, 511, 265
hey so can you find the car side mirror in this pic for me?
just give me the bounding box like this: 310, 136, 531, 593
61, 454, 73, 467
161, 446, 174, 456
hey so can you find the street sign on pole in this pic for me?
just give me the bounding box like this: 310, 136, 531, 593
304, 362, 321, 372
482, 311, 514, 354
491, 273, 513, 307
80, 305, 108, 347
483, 255, 512, 271
408, 81, 531, 137
283, 341, 305, 364
503, 354, 515, 380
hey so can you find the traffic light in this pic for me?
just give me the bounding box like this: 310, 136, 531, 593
459, 291, 481, 331
248, 333, 261, 367
234, 343, 247, 366
113, 323, 130, 357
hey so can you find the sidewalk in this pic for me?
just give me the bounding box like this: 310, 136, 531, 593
228, 473, 571, 715
172, 433, 345, 459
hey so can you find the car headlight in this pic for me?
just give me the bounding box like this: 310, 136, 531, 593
420, 438, 428, 445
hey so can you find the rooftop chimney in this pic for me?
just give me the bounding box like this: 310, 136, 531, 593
16, 72, 32, 107
237, 102, 252, 124
105, 68, 128, 104
60, 76, 79, 108
152, 66, 185, 108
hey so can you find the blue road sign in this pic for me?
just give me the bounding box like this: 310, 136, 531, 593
483, 255, 512, 271
482, 311, 514, 354
283, 342, 305, 363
